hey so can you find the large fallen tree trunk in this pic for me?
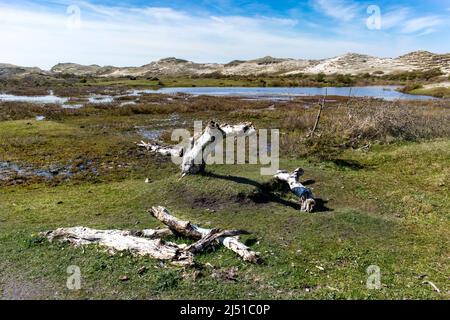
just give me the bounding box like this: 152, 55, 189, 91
138, 121, 256, 176
43, 226, 194, 266
274, 168, 316, 212
42, 207, 260, 265
150, 206, 261, 263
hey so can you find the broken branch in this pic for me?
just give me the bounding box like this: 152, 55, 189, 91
308, 88, 327, 138
150, 206, 260, 263
149, 206, 206, 239
185, 229, 250, 254
422, 280, 441, 293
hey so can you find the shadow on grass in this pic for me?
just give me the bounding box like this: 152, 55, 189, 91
203, 171, 332, 213
244, 237, 259, 247
302, 179, 316, 186
313, 198, 332, 212
332, 159, 366, 170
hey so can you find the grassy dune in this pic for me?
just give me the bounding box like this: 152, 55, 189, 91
0, 95, 449, 299
409, 87, 450, 98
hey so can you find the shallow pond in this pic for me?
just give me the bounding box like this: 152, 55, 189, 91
88, 95, 115, 104
138, 86, 435, 101
0, 86, 435, 106
0, 93, 69, 104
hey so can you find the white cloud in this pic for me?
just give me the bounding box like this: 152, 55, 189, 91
0, 2, 368, 69
378, 7, 446, 35
417, 28, 436, 37
133, 7, 191, 21
401, 16, 444, 34
75, 1, 120, 17
381, 8, 411, 29
313, 0, 360, 21
260, 16, 299, 27
0, 1, 448, 69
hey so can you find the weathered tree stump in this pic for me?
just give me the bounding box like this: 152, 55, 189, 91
274, 168, 316, 212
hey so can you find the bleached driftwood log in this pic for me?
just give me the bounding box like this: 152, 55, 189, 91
274, 168, 316, 212
138, 228, 173, 239
136, 142, 183, 158
138, 121, 256, 176
42, 208, 260, 265
43, 227, 193, 266
150, 206, 260, 263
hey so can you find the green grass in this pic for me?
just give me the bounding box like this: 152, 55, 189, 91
83, 73, 430, 89
0, 95, 449, 299
86, 77, 262, 88
1, 112, 449, 299
409, 87, 450, 98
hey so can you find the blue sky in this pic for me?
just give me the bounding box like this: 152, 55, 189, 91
1, 0, 449, 69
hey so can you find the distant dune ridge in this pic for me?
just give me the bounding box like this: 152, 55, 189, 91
2, 51, 450, 78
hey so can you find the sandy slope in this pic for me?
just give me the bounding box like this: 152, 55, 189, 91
2, 51, 450, 78
52, 51, 450, 77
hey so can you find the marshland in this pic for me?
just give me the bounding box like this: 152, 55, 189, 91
0, 77, 449, 299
